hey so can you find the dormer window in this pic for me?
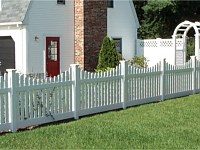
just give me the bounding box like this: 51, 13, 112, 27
57, 0, 65, 5
107, 0, 113, 8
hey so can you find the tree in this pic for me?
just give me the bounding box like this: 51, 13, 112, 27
133, 0, 200, 39
134, 0, 177, 39
97, 36, 119, 71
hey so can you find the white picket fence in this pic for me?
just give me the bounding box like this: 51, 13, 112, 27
0, 57, 200, 132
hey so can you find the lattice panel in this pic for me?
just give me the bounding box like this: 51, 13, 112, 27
138, 41, 158, 48
160, 41, 173, 47
138, 41, 144, 47
114, 39, 121, 52
176, 40, 183, 47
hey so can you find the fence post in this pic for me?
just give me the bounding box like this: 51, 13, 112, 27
191, 56, 196, 94
120, 61, 128, 109
7, 69, 17, 132
70, 64, 80, 120
160, 59, 166, 101
172, 35, 177, 65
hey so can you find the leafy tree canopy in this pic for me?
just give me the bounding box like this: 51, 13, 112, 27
134, 0, 200, 39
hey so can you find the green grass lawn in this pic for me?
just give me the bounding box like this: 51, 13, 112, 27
1, 94, 200, 149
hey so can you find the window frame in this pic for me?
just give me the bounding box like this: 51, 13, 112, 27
107, 0, 114, 8
113, 38, 122, 53
57, 0, 65, 5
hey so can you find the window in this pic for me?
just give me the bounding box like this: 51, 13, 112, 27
107, 0, 113, 8
57, 0, 65, 5
48, 41, 58, 61
113, 38, 122, 53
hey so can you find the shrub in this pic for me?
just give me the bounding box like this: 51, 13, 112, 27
117, 52, 123, 61
95, 67, 113, 73
129, 56, 148, 68
97, 36, 119, 71
186, 37, 195, 61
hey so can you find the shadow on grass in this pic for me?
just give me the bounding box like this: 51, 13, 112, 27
0, 94, 192, 136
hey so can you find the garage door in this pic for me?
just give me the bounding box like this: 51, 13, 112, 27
0, 36, 15, 75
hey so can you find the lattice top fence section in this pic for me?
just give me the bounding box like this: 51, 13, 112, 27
137, 39, 183, 48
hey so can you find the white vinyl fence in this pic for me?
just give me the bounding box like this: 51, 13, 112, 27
0, 57, 200, 132
137, 38, 186, 66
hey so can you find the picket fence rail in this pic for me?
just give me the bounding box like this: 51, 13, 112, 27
0, 56, 200, 132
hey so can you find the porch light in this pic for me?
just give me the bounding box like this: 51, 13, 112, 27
35, 36, 39, 42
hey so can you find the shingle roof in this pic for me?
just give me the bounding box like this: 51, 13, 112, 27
0, 0, 30, 23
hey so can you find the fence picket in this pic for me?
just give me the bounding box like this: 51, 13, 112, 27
0, 76, 3, 124
24, 77, 29, 119
41, 78, 46, 116
112, 69, 116, 104
94, 73, 97, 107
97, 72, 101, 107
116, 66, 120, 103
57, 75, 62, 113
106, 71, 109, 105
4, 74, 8, 123
20, 75, 25, 120
100, 72, 103, 106
91, 73, 95, 108
60, 73, 64, 113
1, 58, 200, 133
103, 72, 106, 106
88, 72, 91, 108
46, 78, 50, 116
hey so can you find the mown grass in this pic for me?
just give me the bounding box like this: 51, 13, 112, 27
1, 94, 200, 149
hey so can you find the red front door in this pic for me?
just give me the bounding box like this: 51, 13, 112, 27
46, 37, 60, 77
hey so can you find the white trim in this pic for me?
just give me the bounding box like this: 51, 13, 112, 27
112, 37, 122, 53
0, 22, 23, 26
42, 33, 62, 38
129, 0, 140, 28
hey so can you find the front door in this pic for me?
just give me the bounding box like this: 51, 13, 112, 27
46, 37, 60, 77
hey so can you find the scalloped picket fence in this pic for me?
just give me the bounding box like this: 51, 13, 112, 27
0, 57, 200, 132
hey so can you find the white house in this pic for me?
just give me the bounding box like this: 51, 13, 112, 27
107, 0, 139, 60
0, 0, 139, 76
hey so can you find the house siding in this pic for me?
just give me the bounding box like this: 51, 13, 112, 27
75, 0, 107, 71
23, 0, 74, 74
107, 0, 138, 60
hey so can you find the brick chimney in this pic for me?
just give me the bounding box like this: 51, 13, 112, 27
74, 0, 107, 71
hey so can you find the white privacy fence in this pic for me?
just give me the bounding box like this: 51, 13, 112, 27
137, 38, 186, 66
0, 57, 200, 132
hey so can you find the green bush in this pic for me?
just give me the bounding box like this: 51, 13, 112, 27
186, 37, 195, 61
117, 52, 123, 61
95, 67, 113, 73
97, 36, 119, 71
129, 56, 148, 68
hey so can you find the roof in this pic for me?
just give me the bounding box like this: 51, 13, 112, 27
0, 0, 30, 23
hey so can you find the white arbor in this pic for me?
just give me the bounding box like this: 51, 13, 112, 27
173, 20, 200, 65
137, 20, 200, 66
